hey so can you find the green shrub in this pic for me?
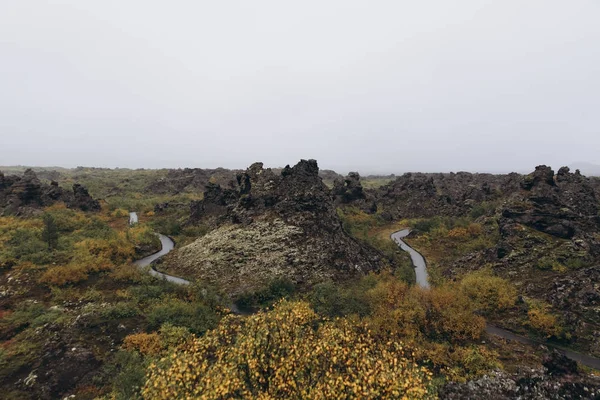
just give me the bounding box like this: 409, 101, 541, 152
7, 228, 50, 264
147, 298, 218, 335
308, 276, 377, 317
129, 281, 179, 304
563, 257, 588, 270
535, 257, 554, 271
413, 218, 441, 233
234, 277, 297, 311
107, 350, 149, 400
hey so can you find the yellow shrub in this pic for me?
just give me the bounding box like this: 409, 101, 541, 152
123, 332, 162, 355
366, 277, 485, 342
75, 236, 134, 265
361, 275, 496, 380
112, 208, 129, 218
527, 302, 562, 338
459, 269, 517, 313
142, 301, 433, 399
447, 227, 468, 239
39, 265, 88, 286
110, 264, 143, 283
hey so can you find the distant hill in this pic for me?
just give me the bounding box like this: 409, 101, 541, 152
569, 162, 600, 177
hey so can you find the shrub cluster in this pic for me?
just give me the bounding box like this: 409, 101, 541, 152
142, 301, 434, 399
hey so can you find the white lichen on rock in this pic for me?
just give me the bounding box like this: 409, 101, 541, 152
171, 218, 343, 296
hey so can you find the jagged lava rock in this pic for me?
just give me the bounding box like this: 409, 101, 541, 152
0, 169, 101, 215
167, 160, 384, 297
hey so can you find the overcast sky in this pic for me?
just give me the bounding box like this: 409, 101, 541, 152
1, 1, 599, 174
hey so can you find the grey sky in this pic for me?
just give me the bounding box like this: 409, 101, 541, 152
1, 1, 599, 174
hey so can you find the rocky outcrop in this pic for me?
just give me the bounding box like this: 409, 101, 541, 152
0, 169, 101, 215
375, 171, 520, 220
543, 350, 578, 376
189, 181, 240, 225
69, 184, 101, 212
318, 169, 344, 185
145, 168, 239, 195
167, 160, 384, 296
333, 172, 365, 203
500, 165, 600, 240
439, 368, 600, 400
332, 172, 378, 213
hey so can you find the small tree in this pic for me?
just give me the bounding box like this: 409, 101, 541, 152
41, 213, 59, 251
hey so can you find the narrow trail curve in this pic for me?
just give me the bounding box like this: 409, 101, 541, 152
129, 212, 245, 313
134, 233, 191, 285
391, 229, 429, 289
391, 229, 600, 370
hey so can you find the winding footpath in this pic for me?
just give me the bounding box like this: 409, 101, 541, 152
130, 212, 191, 285
134, 233, 191, 285
391, 229, 430, 288
129, 212, 248, 314
391, 229, 600, 370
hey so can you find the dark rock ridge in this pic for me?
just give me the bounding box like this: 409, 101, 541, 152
439, 367, 600, 400
144, 166, 343, 196
189, 160, 337, 228
374, 171, 521, 220
0, 169, 100, 215
167, 160, 384, 296
145, 167, 240, 195
332, 172, 378, 213
499, 166, 600, 250
501, 165, 599, 240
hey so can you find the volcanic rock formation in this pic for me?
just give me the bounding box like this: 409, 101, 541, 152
166, 160, 384, 296
375, 171, 521, 220
0, 169, 100, 215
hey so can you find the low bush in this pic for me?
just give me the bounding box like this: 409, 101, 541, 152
147, 298, 219, 335
308, 275, 377, 317
234, 277, 297, 311
142, 301, 434, 399
526, 300, 563, 338
123, 332, 162, 355
39, 265, 88, 286
459, 269, 517, 313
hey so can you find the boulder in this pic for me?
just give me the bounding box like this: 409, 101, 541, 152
333, 172, 365, 203
543, 350, 578, 376
69, 184, 101, 212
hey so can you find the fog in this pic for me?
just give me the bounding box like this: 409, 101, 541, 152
1, 1, 599, 174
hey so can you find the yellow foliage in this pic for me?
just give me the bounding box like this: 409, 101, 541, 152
111, 208, 129, 218
39, 265, 88, 286
75, 235, 135, 265
459, 269, 517, 313
110, 264, 143, 283
527, 301, 562, 338
123, 333, 163, 356
366, 276, 486, 342
466, 223, 483, 236
39, 232, 136, 287
0, 216, 42, 244
447, 227, 468, 239
361, 274, 497, 379
142, 300, 433, 399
